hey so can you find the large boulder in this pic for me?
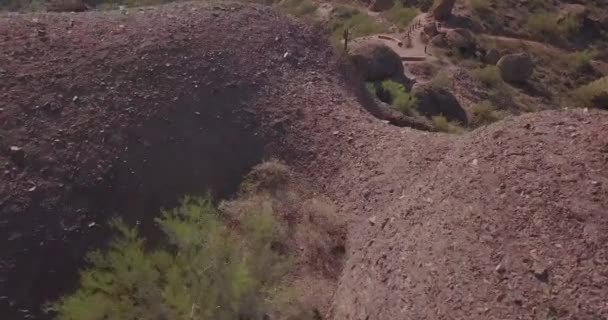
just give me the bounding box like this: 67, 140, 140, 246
350, 42, 404, 81
445, 28, 477, 54
369, 0, 394, 12
483, 48, 500, 65
497, 53, 534, 83
431, 0, 456, 21
429, 34, 447, 47
411, 82, 468, 124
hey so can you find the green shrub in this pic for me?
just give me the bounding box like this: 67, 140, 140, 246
432, 115, 463, 133
527, 0, 548, 12
469, 0, 490, 12
49, 196, 296, 320
280, 0, 317, 17
430, 72, 451, 89
381, 80, 418, 114
331, 7, 388, 46
573, 77, 608, 108
526, 13, 560, 37
472, 100, 503, 125
386, 3, 417, 30
569, 50, 596, 73
474, 65, 502, 87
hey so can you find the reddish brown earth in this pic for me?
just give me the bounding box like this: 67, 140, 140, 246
1, 3, 608, 320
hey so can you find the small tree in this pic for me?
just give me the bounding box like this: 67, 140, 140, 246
49, 196, 294, 320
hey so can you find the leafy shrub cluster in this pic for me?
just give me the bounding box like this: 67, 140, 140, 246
386, 3, 417, 30
331, 6, 388, 47
368, 80, 418, 114
474, 65, 502, 88
49, 196, 300, 320
573, 77, 608, 108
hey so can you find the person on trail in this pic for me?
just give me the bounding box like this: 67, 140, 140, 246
425, 44, 428, 53
343, 28, 350, 52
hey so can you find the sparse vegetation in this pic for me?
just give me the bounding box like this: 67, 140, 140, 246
526, 11, 582, 38
430, 72, 451, 89
474, 65, 503, 88
279, 0, 318, 18
573, 77, 608, 108
331, 6, 388, 47
472, 100, 503, 126
526, 13, 560, 37
432, 115, 463, 133
381, 80, 418, 114
386, 3, 417, 30
48, 196, 304, 320
469, 0, 490, 12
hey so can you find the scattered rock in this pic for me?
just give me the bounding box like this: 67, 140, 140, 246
368, 216, 377, 225
368, 0, 394, 12
532, 265, 549, 282
350, 42, 404, 81
497, 53, 534, 83
431, 0, 456, 21
483, 48, 500, 65
495, 263, 506, 274
9, 146, 25, 165
411, 82, 468, 124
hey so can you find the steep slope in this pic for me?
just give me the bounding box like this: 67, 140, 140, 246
0, 3, 385, 317
331, 110, 608, 320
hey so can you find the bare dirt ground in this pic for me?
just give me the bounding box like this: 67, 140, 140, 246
1, 2, 608, 320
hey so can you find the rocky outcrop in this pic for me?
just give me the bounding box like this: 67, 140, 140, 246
497, 53, 534, 83
431, 0, 456, 21
411, 83, 468, 124
350, 42, 404, 81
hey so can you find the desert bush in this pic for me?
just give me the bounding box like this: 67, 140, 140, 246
474, 65, 502, 87
432, 115, 463, 133
526, 13, 560, 37
573, 77, 608, 108
569, 50, 596, 73
49, 196, 298, 320
472, 100, 503, 125
430, 72, 451, 89
331, 7, 388, 46
381, 80, 418, 114
241, 160, 290, 195
280, 0, 317, 17
469, 0, 490, 12
558, 14, 582, 36
386, 3, 417, 30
